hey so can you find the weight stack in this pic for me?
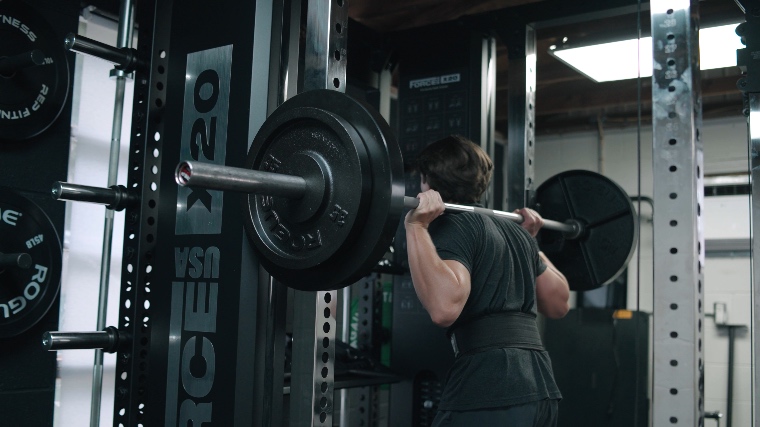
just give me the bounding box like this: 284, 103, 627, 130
0, 0, 78, 425
544, 308, 650, 427
388, 21, 495, 427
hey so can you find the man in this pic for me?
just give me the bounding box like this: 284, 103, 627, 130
404, 135, 570, 426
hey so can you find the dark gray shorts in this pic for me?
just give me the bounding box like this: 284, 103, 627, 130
432, 399, 559, 427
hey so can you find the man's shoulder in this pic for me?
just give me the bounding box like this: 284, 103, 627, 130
442, 211, 485, 226
430, 211, 481, 235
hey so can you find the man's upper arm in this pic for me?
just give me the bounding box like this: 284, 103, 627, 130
443, 259, 471, 311
418, 217, 474, 327
536, 268, 570, 319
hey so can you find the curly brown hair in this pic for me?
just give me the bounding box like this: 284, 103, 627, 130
415, 135, 493, 204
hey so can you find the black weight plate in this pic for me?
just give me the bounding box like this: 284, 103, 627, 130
243, 90, 405, 291
535, 170, 638, 291
0, 1, 69, 141
246, 105, 370, 270
0, 189, 62, 338
334, 91, 405, 286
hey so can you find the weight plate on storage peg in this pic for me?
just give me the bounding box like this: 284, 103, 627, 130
0, 189, 62, 338
0, 1, 70, 141
535, 170, 638, 292
243, 90, 405, 291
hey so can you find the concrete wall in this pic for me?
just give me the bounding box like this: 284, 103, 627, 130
535, 116, 752, 425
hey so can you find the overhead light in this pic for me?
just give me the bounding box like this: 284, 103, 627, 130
549, 23, 743, 83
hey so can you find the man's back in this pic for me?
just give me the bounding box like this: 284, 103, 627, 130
427, 211, 561, 411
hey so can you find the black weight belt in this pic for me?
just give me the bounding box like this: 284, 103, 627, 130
449, 312, 544, 357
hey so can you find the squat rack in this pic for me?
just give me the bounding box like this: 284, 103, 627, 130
51, 0, 758, 425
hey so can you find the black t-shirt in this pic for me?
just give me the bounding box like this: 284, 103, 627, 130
427, 210, 562, 411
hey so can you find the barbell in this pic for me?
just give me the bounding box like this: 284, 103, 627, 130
173, 89, 638, 292
176, 162, 583, 237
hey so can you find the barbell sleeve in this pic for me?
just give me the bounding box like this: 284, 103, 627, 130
0, 252, 32, 270
176, 161, 583, 237
176, 161, 309, 199
64, 33, 144, 72
0, 49, 45, 75
52, 182, 137, 211
42, 327, 128, 353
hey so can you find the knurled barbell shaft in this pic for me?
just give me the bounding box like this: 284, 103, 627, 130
52, 182, 137, 211
0, 49, 45, 75
0, 252, 32, 269
402, 197, 578, 235
176, 161, 581, 236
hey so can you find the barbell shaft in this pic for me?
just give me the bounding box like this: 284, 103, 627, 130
175, 161, 580, 236
402, 197, 578, 235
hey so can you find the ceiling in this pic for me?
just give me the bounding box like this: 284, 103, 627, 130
349, 0, 747, 136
